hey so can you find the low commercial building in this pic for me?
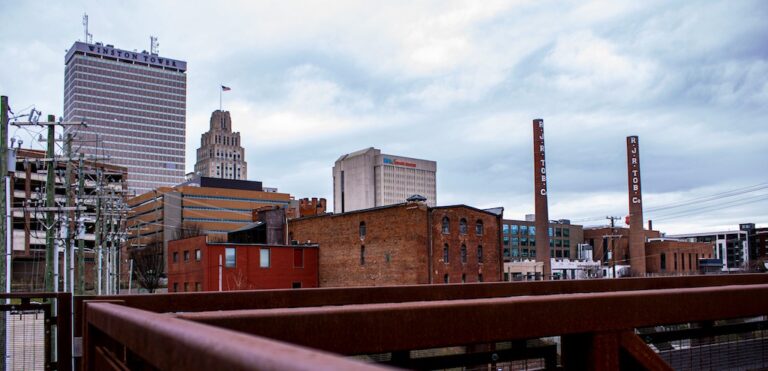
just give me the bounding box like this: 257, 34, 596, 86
288, 199, 502, 287
645, 239, 714, 275
667, 230, 749, 272
167, 235, 318, 292
502, 218, 583, 261
503, 259, 601, 281
583, 226, 661, 267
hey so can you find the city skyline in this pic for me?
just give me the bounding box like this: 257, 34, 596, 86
1, 1, 766, 234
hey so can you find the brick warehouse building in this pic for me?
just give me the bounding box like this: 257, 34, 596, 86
583, 226, 661, 266
167, 235, 318, 292
645, 240, 713, 275
288, 199, 503, 287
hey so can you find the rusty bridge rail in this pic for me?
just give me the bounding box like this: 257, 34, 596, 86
73, 273, 768, 336
75, 274, 768, 370
83, 301, 389, 371
174, 284, 768, 356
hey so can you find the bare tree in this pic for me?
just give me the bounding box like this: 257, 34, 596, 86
174, 222, 204, 240
229, 269, 252, 290
130, 237, 164, 293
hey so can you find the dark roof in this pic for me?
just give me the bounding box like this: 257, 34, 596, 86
429, 204, 504, 218
229, 221, 264, 233
407, 194, 427, 202
291, 202, 503, 221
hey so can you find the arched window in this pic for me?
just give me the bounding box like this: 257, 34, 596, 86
443, 274, 449, 284
460, 244, 467, 264
475, 220, 484, 235
477, 245, 483, 263
359, 221, 366, 239
660, 253, 666, 271
443, 244, 449, 263
442, 217, 450, 234
360, 245, 366, 265
459, 218, 468, 235
461, 274, 466, 283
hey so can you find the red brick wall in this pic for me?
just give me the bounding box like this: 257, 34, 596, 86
430, 207, 502, 283
167, 236, 207, 292
645, 240, 713, 274
167, 236, 318, 291
288, 203, 502, 287
584, 227, 661, 265
289, 203, 430, 287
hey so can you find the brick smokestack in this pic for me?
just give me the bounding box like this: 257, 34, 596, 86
626, 136, 646, 276
533, 119, 551, 279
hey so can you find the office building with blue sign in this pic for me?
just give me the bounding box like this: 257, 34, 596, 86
333, 147, 437, 212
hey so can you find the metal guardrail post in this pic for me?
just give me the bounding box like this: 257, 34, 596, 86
56, 293, 72, 371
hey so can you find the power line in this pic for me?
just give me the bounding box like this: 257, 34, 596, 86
570, 181, 768, 224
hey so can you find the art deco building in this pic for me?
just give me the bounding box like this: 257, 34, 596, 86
64, 41, 187, 195
194, 110, 247, 180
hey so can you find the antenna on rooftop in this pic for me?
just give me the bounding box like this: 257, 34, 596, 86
150, 36, 159, 55
82, 13, 93, 44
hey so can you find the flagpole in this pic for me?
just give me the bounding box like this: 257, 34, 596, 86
219, 84, 222, 112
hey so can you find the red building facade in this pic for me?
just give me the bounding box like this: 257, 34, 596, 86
167, 236, 319, 292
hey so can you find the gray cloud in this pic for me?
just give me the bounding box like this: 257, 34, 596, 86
1, 0, 766, 234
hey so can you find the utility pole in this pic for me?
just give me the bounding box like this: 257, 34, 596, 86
44, 115, 56, 292
76, 154, 85, 294
64, 133, 74, 293
606, 216, 621, 278
94, 168, 103, 295
1, 95, 9, 370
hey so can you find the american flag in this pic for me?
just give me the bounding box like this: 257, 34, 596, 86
221, 85, 231, 91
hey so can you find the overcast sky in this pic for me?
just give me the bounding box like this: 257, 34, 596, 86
1, 1, 766, 234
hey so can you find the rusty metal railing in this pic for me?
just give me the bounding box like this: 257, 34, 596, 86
78, 275, 768, 370
83, 301, 387, 370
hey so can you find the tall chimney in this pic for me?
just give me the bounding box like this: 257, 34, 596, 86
626, 136, 646, 276
533, 119, 551, 279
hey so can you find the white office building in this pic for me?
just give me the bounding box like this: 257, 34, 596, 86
333, 147, 437, 212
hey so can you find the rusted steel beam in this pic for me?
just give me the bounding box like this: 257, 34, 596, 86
0, 292, 64, 299
83, 302, 390, 371
176, 284, 768, 355
56, 293, 73, 371
619, 331, 673, 371
72, 274, 768, 338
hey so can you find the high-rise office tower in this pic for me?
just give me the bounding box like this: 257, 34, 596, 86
333, 147, 437, 212
194, 110, 247, 180
64, 41, 187, 195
